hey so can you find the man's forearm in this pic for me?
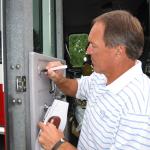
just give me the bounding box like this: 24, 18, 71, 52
57, 141, 77, 150
55, 77, 78, 97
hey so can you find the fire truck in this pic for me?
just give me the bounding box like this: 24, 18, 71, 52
0, 0, 150, 150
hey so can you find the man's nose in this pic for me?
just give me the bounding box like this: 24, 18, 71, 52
86, 45, 93, 54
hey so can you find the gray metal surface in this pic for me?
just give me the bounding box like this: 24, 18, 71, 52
3, 0, 33, 149
29, 52, 65, 150
55, 0, 64, 59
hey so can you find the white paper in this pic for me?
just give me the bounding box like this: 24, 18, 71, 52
35, 99, 69, 150
43, 99, 69, 131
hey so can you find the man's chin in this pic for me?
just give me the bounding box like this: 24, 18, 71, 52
93, 68, 103, 74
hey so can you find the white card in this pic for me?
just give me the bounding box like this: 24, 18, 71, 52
43, 99, 69, 131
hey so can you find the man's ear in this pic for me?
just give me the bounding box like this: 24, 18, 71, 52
115, 45, 125, 56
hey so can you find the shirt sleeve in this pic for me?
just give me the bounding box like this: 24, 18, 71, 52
76, 75, 91, 100
76, 72, 107, 100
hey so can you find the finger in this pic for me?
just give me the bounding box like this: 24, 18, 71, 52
46, 61, 62, 70
47, 122, 57, 130
38, 122, 45, 130
38, 135, 45, 145
47, 119, 55, 128
47, 69, 56, 78
50, 118, 54, 124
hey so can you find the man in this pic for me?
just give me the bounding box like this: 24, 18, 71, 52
38, 10, 150, 150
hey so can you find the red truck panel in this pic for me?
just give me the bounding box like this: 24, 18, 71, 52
0, 84, 5, 126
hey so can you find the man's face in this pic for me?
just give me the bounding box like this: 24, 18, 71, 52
86, 22, 116, 74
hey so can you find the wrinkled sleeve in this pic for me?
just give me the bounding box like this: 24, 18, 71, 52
76, 72, 107, 100
76, 75, 91, 100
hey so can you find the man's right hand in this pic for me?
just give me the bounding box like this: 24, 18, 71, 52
46, 61, 65, 84
45, 61, 78, 97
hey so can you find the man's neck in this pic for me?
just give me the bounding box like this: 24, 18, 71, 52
106, 60, 136, 85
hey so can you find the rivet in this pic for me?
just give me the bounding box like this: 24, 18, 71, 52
17, 99, 22, 104
16, 64, 21, 69
12, 99, 16, 104
10, 65, 15, 70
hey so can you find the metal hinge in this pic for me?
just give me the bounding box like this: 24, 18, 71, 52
16, 76, 26, 92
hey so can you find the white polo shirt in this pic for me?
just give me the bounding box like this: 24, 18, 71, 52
76, 61, 150, 150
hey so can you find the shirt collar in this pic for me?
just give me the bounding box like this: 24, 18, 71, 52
106, 60, 143, 94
